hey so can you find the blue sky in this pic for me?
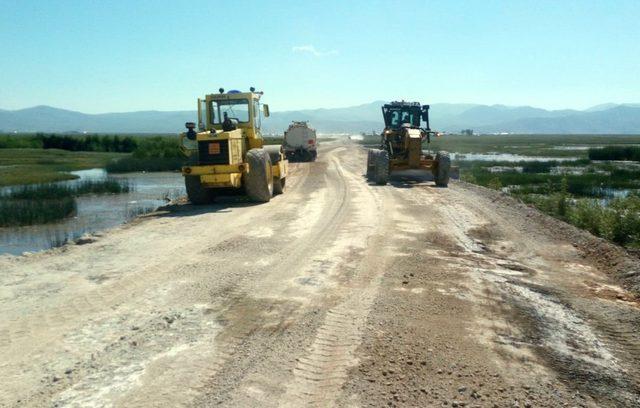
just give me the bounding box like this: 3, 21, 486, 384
1, 0, 638, 113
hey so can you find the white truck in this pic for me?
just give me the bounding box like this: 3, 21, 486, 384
283, 121, 317, 162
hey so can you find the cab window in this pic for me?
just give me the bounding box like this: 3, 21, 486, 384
211, 99, 250, 124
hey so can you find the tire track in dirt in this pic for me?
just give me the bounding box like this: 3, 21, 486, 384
279, 152, 392, 407
2, 156, 320, 407
191, 145, 386, 407
5, 141, 640, 407
51, 160, 322, 407
431, 185, 640, 406
116, 146, 359, 406
281, 287, 379, 407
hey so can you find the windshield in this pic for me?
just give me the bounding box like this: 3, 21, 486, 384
211, 99, 250, 124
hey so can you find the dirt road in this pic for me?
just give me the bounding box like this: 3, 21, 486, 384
1, 140, 639, 407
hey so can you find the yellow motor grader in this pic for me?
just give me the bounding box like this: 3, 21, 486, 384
179, 88, 287, 204
366, 101, 450, 187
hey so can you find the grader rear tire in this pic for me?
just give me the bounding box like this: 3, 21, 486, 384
434, 151, 451, 187
185, 175, 215, 205
366, 149, 375, 180
245, 149, 273, 202
374, 149, 390, 185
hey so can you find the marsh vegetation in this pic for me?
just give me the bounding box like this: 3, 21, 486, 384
106, 136, 184, 172
0, 178, 131, 226
358, 133, 640, 248
427, 135, 640, 249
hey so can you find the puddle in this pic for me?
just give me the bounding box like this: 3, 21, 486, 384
595, 188, 634, 199
488, 166, 523, 173
553, 144, 640, 151
552, 146, 594, 151
550, 166, 610, 176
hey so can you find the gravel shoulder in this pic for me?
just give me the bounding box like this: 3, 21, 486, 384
0, 140, 638, 407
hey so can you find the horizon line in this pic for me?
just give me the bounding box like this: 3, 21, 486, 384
2, 101, 639, 116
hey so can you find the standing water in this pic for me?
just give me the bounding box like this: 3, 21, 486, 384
450, 152, 579, 162
0, 169, 185, 255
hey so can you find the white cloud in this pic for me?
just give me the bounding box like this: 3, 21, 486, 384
292, 45, 338, 57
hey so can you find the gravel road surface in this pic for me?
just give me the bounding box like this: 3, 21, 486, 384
1, 140, 639, 407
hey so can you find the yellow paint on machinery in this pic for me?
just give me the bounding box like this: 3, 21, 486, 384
366, 101, 452, 187
179, 88, 287, 203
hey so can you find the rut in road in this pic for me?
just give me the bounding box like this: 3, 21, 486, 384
369, 176, 640, 406
281, 226, 390, 406
194, 149, 390, 406
1, 140, 640, 407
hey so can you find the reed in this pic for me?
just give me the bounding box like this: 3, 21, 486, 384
7, 179, 130, 199
0, 197, 76, 227
588, 145, 640, 161
106, 157, 184, 173
0, 178, 131, 226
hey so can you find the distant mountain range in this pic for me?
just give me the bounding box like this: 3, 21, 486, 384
1, 102, 639, 134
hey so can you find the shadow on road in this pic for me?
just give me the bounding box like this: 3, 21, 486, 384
362, 170, 442, 189
389, 177, 441, 189
153, 196, 261, 218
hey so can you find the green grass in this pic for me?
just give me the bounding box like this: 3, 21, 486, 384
129, 136, 182, 158
0, 133, 177, 152
263, 136, 284, 145
106, 156, 185, 173
588, 145, 640, 161
106, 136, 185, 173
429, 134, 640, 157
412, 133, 640, 249
0, 178, 130, 226
462, 157, 640, 248
0, 135, 42, 149
0, 134, 330, 184
0, 149, 127, 186
0, 197, 77, 227
0, 134, 180, 184
7, 179, 130, 199
520, 193, 640, 249
357, 133, 640, 158
462, 164, 640, 197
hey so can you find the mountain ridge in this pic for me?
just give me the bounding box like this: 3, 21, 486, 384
1, 102, 639, 134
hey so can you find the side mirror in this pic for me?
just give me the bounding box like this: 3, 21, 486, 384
263, 104, 270, 117
421, 105, 430, 121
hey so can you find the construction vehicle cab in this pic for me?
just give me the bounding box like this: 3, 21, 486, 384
179, 88, 287, 204
367, 101, 451, 187
382, 102, 428, 129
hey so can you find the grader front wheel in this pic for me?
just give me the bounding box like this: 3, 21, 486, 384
434, 151, 451, 187
374, 149, 390, 185
366, 149, 375, 180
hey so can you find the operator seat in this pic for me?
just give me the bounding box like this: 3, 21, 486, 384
222, 113, 237, 132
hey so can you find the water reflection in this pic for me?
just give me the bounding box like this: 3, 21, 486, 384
450, 152, 579, 162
